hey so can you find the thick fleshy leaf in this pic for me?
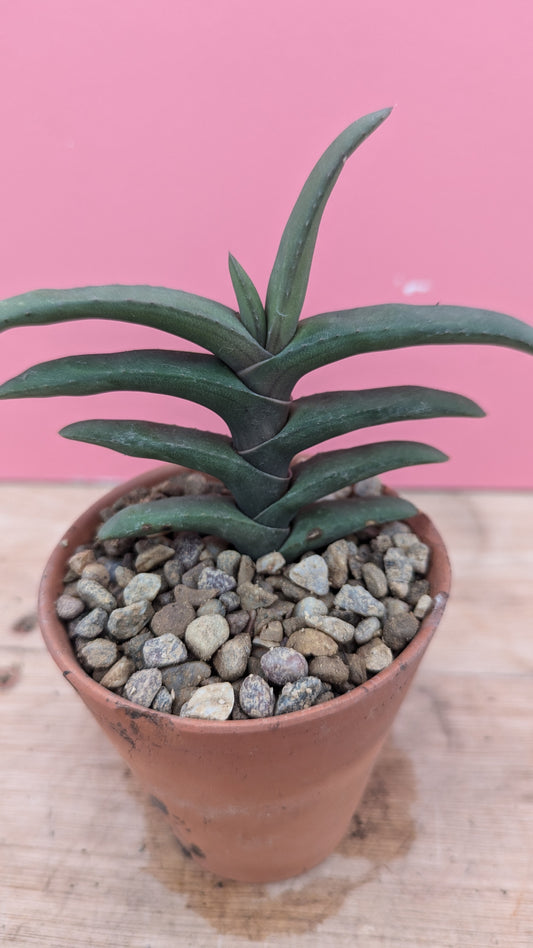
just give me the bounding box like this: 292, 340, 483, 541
256, 441, 447, 527
61, 419, 289, 518
265, 108, 392, 354
0, 349, 289, 451
241, 385, 484, 476
243, 304, 533, 397
279, 495, 418, 562
228, 254, 267, 347
0, 285, 270, 372
97, 494, 289, 558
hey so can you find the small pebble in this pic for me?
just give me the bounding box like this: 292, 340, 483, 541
354, 616, 382, 645
361, 562, 388, 598
308, 655, 350, 686
56, 595, 85, 620
260, 647, 309, 686
135, 544, 175, 572
288, 555, 329, 595
293, 597, 329, 619
239, 675, 275, 718
179, 682, 235, 720
68, 549, 96, 576
382, 613, 419, 651
99, 656, 135, 689
185, 615, 230, 661
275, 677, 323, 715
142, 633, 188, 668
357, 638, 394, 674
72, 607, 108, 640
414, 594, 433, 619
123, 572, 162, 605
212, 633, 252, 681
107, 600, 154, 641
198, 567, 237, 595
124, 668, 163, 707
334, 584, 385, 618
152, 686, 173, 713
383, 547, 413, 598
77, 578, 117, 613
151, 600, 195, 638
237, 582, 278, 610
285, 628, 338, 657
79, 638, 118, 669
302, 614, 356, 645
255, 552, 286, 575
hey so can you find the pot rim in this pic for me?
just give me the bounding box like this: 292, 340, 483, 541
39, 464, 451, 736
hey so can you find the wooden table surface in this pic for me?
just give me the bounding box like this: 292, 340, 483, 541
1, 484, 532, 947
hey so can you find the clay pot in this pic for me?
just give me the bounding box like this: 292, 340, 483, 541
39, 465, 451, 883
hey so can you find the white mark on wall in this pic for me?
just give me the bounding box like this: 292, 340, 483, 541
397, 277, 433, 296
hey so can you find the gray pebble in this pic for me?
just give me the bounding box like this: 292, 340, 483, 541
185, 615, 230, 661
99, 656, 135, 689
361, 562, 388, 598
334, 584, 385, 618
255, 552, 286, 575
354, 616, 382, 645
323, 540, 349, 589
198, 567, 237, 595
213, 633, 252, 681
197, 599, 226, 617
227, 610, 251, 635
302, 614, 356, 645
107, 600, 154, 641
383, 547, 414, 598
162, 660, 212, 696
237, 582, 278, 610
152, 686, 173, 713
56, 594, 85, 620
219, 590, 241, 613
76, 578, 117, 613
260, 647, 309, 686
123, 572, 162, 605
179, 682, 234, 720
357, 638, 394, 674
275, 677, 323, 715
308, 655, 350, 686
143, 633, 188, 668
72, 607, 108, 640
293, 596, 329, 619
382, 613, 419, 651
414, 594, 433, 619
239, 675, 275, 718
124, 668, 163, 707
135, 544, 175, 572
79, 637, 118, 669
288, 555, 330, 595
216, 549, 241, 577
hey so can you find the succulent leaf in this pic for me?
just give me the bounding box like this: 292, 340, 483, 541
0, 285, 270, 373
256, 441, 447, 527
278, 494, 418, 561
0, 350, 290, 451
61, 419, 289, 518
228, 254, 267, 347
243, 304, 533, 398
264, 108, 392, 354
241, 386, 484, 476
97, 494, 289, 558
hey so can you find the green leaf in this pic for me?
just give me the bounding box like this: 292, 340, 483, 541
243, 303, 533, 397
228, 254, 267, 347
97, 494, 289, 559
61, 419, 289, 518
0, 349, 289, 451
241, 385, 484, 476
0, 285, 270, 373
279, 494, 419, 562
256, 441, 447, 527
264, 108, 392, 354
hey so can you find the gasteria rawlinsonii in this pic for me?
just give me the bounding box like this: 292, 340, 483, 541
1, 108, 532, 560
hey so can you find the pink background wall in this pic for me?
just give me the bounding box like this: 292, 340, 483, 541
1, 0, 532, 487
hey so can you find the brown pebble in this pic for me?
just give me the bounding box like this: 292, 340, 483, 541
285, 628, 338, 657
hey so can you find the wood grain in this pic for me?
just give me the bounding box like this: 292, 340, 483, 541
1, 484, 532, 947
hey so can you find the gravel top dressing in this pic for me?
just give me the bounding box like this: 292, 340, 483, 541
56, 471, 434, 721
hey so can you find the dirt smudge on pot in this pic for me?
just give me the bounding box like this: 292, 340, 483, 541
140, 738, 416, 939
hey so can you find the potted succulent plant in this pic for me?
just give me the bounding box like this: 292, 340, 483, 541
1, 108, 532, 882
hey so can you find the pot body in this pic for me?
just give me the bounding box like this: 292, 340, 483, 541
39, 465, 451, 882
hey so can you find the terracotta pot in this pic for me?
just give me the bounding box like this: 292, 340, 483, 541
38, 465, 451, 883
